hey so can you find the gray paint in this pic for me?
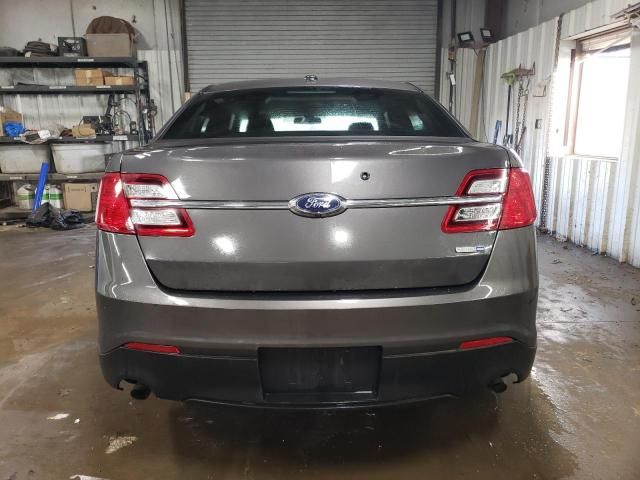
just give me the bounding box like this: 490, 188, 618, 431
96, 226, 538, 355
122, 136, 510, 290
183, 0, 440, 94
117, 79, 513, 291
123, 139, 507, 201
139, 206, 496, 291
96, 79, 538, 404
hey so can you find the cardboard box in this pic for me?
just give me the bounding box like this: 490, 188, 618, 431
63, 183, 98, 212
86, 33, 135, 57
74, 68, 105, 86
0, 108, 23, 137
104, 74, 135, 86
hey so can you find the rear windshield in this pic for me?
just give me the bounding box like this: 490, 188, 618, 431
161, 87, 468, 139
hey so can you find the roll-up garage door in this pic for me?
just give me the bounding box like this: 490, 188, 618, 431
184, 0, 440, 94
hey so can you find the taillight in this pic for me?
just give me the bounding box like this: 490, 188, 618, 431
459, 337, 513, 350
499, 169, 537, 230
442, 168, 506, 233
96, 173, 195, 237
95, 173, 134, 234
442, 168, 536, 233
124, 342, 181, 354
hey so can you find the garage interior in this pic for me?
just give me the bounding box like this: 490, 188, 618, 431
0, 0, 639, 478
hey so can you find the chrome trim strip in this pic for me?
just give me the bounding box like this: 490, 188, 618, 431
346, 195, 503, 208
129, 199, 290, 209
129, 194, 503, 210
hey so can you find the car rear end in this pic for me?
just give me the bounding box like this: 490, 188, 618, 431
95, 80, 538, 407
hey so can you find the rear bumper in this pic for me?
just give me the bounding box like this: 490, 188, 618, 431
100, 342, 536, 408
96, 226, 538, 406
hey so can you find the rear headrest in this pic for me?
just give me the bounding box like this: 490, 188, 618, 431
248, 114, 274, 133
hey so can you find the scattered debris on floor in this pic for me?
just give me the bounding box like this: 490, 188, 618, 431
26, 204, 85, 231
105, 435, 137, 454
70, 475, 111, 480
47, 413, 70, 420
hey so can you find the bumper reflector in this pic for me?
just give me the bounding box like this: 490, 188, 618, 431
459, 337, 513, 350
124, 342, 181, 354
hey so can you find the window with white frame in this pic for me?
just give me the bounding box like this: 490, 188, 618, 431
566, 29, 631, 159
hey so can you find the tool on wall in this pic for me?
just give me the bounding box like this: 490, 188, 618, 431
493, 120, 502, 144
502, 81, 513, 146
72, 93, 156, 140
501, 64, 535, 153
143, 99, 158, 139
78, 94, 138, 136
80, 115, 113, 136
104, 93, 133, 135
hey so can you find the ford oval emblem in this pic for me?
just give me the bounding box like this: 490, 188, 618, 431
289, 193, 346, 218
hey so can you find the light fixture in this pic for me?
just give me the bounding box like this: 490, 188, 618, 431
480, 28, 494, 43
457, 31, 474, 45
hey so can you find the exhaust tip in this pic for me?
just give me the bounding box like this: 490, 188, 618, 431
489, 379, 507, 393
130, 384, 151, 400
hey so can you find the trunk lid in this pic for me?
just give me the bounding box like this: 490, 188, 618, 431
123, 138, 509, 291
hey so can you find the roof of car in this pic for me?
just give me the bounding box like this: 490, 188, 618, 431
200, 77, 424, 94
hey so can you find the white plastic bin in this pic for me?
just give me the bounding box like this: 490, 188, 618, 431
0, 145, 49, 174
52, 144, 111, 174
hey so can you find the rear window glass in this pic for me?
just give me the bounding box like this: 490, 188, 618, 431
161, 87, 467, 139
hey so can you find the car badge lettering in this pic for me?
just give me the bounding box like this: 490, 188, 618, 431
289, 193, 346, 218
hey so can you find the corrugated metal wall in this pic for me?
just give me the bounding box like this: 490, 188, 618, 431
438, 48, 477, 128
184, 0, 440, 94
559, 0, 640, 266
439, 20, 558, 211
562, 0, 630, 37
440, 0, 487, 47
142, 0, 185, 127
482, 20, 559, 215
439, 0, 640, 267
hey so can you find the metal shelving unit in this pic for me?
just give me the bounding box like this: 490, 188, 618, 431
0, 56, 151, 145
0, 134, 137, 144
0, 56, 139, 68
0, 85, 143, 94
0, 56, 152, 186
0, 172, 104, 181
0, 57, 153, 214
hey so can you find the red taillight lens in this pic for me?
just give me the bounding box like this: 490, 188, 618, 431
442, 167, 536, 233
499, 168, 537, 230
124, 342, 181, 354
96, 173, 195, 237
96, 173, 134, 234
459, 337, 513, 350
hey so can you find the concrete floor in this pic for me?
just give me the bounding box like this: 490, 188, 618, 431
0, 226, 639, 480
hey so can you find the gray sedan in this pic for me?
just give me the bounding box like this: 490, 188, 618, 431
95, 78, 538, 407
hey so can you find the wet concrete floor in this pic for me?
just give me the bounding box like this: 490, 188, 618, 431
0, 226, 639, 479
